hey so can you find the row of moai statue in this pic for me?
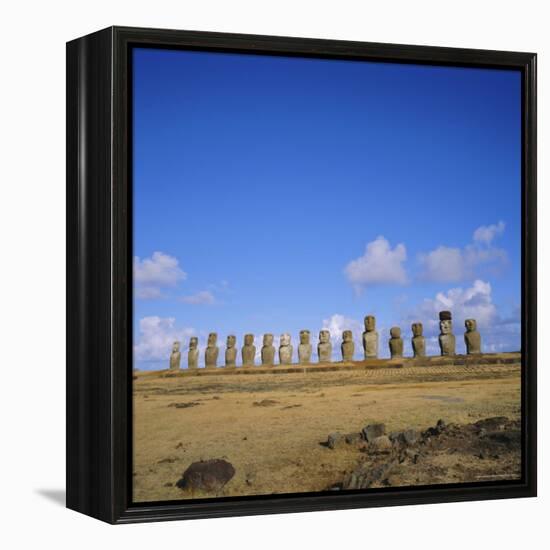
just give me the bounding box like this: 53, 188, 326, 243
169, 311, 482, 369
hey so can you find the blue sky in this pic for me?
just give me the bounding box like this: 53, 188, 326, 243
132, 47, 521, 369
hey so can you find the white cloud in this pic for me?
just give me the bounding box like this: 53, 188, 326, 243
180, 290, 216, 305
417, 246, 465, 283
473, 221, 505, 245
133, 316, 195, 363
133, 252, 187, 299
344, 236, 408, 292
134, 286, 163, 300
418, 222, 507, 283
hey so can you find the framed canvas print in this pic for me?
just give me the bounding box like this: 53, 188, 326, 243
66, 26, 537, 524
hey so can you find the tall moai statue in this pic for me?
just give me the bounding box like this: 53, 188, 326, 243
318, 330, 332, 363
169, 341, 181, 370
279, 333, 293, 365
362, 315, 379, 358
225, 335, 237, 367
188, 336, 199, 369
411, 322, 426, 357
298, 330, 312, 364
341, 330, 355, 361
261, 334, 276, 365
438, 311, 456, 356
389, 327, 403, 358
242, 334, 256, 366
464, 319, 482, 354
205, 332, 219, 368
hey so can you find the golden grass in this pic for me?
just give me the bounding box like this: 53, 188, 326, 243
133, 361, 521, 502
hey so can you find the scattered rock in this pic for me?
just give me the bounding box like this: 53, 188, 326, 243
157, 457, 177, 464
389, 428, 419, 446
403, 428, 419, 445
345, 432, 362, 445
369, 435, 392, 453
362, 423, 386, 442
169, 401, 201, 409
163, 482, 173, 487
474, 417, 508, 432
177, 459, 235, 492
327, 432, 345, 449
253, 399, 279, 407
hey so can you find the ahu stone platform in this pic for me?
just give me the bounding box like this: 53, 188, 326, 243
153, 351, 521, 378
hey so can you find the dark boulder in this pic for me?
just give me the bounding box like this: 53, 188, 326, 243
177, 459, 235, 492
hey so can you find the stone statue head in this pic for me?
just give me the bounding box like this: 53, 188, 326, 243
244, 333, 254, 346
207, 332, 218, 346
439, 311, 453, 335
412, 322, 423, 337
465, 319, 477, 332
319, 330, 330, 343
440, 320, 452, 335
189, 336, 198, 349
226, 335, 236, 348
343, 330, 353, 342
364, 315, 376, 332
300, 330, 310, 344
263, 333, 274, 346
390, 327, 401, 339
172, 341, 180, 353
280, 333, 291, 346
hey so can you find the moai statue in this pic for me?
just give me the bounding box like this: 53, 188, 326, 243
438, 311, 456, 356
261, 334, 276, 365
389, 327, 403, 358
225, 335, 237, 367
464, 319, 482, 354
205, 332, 219, 368
169, 341, 181, 370
298, 330, 312, 364
362, 315, 379, 358
341, 330, 355, 361
188, 336, 199, 369
242, 334, 256, 366
318, 330, 332, 363
279, 333, 293, 365
411, 322, 426, 357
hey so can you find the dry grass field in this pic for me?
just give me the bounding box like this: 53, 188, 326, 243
133, 355, 521, 502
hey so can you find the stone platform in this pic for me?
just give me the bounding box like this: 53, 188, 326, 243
141, 351, 521, 378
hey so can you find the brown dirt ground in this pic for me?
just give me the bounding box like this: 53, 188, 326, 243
132, 361, 521, 502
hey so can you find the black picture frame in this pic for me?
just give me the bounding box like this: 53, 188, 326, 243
66, 26, 537, 524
